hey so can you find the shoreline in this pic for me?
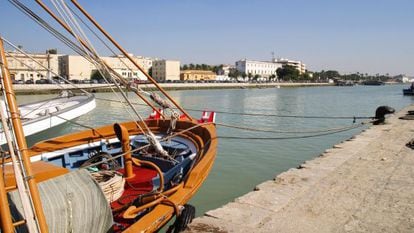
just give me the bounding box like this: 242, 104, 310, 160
185, 104, 414, 233
12, 82, 333, 95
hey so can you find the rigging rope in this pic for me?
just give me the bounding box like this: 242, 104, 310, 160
66, 4, 153, 92
2, 40, 91, 95
49, 0, 154, 138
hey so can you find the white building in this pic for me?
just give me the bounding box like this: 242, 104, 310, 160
235, 59, 282, 78
273, 58, 306, 74
152, 60, 180, 81
218, 64, 233, 76
6, 50, 60, 82
102, 55, 152, 81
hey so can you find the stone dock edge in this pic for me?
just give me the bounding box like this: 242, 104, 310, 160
12, 82, 332, 95
185, 104, 414, 233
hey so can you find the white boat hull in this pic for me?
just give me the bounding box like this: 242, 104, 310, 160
0, 94, 96, 145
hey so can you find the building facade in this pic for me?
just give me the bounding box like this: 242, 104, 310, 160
273, 58, 306, 74
59, 55, 94, 81
6, 51, 60, 82
102, 55, 152, 81
180, 70, 216, 81
235, 59, 282, 78
217, 64, 233, 76
152, 60, 180, 81
59, 54, 153, 81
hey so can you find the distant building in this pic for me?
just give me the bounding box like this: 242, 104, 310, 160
273, 58, 306, 74
218, 64, 233, 76
235, 59, 282, 78
59, 55, 94, 81
180, 70, 216, 81
152, 60, 180, 81
394, 74, 413, 83
102, 55, 152, 81
6, 50, 60, 82
59, 54, 153, 81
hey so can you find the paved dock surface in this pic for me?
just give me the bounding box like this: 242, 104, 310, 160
186, 105, 414, 233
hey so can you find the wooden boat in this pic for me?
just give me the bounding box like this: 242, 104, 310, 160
0, 92, 96, 145
0, 1, 218, 233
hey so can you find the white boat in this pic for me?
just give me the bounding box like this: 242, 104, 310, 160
0, 92, 96, 144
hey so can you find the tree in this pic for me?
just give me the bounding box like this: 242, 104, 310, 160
228, 68, 240, 79
212, 65, 222, 74
182, 64, 188, 70
91, 70, 104, 81
247, 72, 253, 81
276, 65, 300, 81
201, 64, 208, 70
301, 72, 310, 80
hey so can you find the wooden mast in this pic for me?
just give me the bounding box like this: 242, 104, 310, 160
70, 0, 194, 121
34, 0, 168, 120
0, 38, 49, 233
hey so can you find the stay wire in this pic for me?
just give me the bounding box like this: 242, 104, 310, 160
66, 5, 152, 92
51, 0, 151, 135
8, 0, 88, 57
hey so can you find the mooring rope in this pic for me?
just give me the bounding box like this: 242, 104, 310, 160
217, 121, 368, 140
95, 97, 373, 121
215, 122, 367, 134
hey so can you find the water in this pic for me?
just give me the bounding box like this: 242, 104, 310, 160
17, 84, 413, 216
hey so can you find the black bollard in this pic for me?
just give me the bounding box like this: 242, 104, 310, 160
373, 106, 395, 125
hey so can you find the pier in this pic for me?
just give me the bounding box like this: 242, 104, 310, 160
12, 82, 332, 95
185, 104, 414, 233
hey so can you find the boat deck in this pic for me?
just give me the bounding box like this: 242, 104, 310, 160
111, 166, 157, 230
20, 95, 90, 120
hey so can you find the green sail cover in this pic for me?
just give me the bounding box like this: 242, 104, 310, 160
7, 169, 113, 233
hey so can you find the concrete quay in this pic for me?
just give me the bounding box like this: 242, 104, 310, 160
186, 104, 414, 233
12, 82, 332, 95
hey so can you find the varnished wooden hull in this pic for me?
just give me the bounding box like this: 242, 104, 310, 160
25, 119, 217, 232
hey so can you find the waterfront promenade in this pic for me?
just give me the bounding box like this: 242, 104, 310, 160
12, 82, 332, 94
185, 104, 414, 233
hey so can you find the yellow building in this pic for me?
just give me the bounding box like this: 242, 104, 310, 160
180, 70, 216, 81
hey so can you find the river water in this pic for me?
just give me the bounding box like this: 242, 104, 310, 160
17, 84, 413, 216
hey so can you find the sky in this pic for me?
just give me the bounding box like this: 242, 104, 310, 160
1, 0, 413, 75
